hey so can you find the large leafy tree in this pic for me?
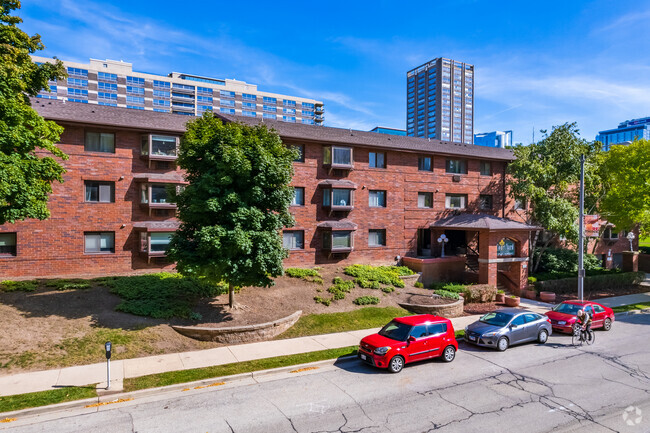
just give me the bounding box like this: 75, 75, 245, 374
599, 139, 650, 239
168, 114, 296, 308
507, 122, 603, 271
0, 0, 67, 224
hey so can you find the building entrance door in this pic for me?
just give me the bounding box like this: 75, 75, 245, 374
418, 228, 432, 256
444, 230, 466, 256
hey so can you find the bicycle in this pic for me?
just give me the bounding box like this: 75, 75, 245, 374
572, 324, 595, 347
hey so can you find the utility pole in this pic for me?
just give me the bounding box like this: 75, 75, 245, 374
578, 154, 585, 301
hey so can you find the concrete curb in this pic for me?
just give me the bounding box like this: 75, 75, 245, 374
0, 356, 359, 420
615, 308, 650, 317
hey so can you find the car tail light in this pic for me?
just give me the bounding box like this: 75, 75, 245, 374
547, 318, 551, 323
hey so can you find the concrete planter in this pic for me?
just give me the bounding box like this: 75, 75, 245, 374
172, 310, 302, 344
495, 293, 506, 303
397, 298, 464, 318
539, 291, 556, 303
521, 289, 537, 300
505, 296, 520, 307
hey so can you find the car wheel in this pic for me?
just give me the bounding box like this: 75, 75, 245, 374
497, 336, 509, 352
603, 318, 612, 331
442, 346, 456, 362
538, 329, 549, 344
388, 355, 405, 373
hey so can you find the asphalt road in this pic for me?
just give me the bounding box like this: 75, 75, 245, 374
3, 312, 650, 433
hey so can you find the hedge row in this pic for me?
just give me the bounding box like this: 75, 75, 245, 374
534, 271, 645, 294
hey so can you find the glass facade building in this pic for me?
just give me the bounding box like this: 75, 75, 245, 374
406, 58, 474, 144
474, 130, 512, 148
34, 56, 324, 124
596, 117, 650, 151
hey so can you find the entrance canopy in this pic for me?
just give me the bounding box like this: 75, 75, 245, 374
430, 213, 540, 231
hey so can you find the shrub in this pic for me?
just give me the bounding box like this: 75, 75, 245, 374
534, 248, 602, 274
314, 296, 332, 306
382, 266, 415, 276
535, 271, 644, 294
344, 265, 406, 288
327, 278, 355, 300
0, 280, 38, 292
353, 296, 380, 305
356, 279, 382, 290
430, 282, 466, 293
497, 289, 505, 294
285, 268, 323, 284
433, 290, 460, 300
102, 273, 226, 319
381, 286, 395, 293
462, 284, 497, 303
414, 282, 424, 288
527, 276, 537, 284
531, 268, 620, 282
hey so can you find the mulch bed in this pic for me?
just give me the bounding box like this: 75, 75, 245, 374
463, 302, 501, 316
405, 294, 459, 306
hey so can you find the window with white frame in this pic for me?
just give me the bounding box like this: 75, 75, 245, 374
283, 231, 304, 250
323, 188, 353, 208
323, 231, 353, 250
323, 146, 353, 167
369, 190, 386, 207
85, 181, 114, 203
418, 192, 433, 208
0, 233, 17, 256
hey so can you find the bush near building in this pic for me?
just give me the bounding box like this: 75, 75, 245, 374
534, 248, 602, 274
534, 272, 645, 294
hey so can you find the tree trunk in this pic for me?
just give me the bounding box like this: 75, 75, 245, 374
229, 283, 235, 309
533, 235, 556, 273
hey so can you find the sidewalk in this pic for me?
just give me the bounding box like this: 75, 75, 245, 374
597, 291, 650, 308
0, 293, 634, 399
0, 315, 482, 398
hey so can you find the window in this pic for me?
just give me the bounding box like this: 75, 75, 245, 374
323, 231, 353, 250
126, 76, 145, 86
480, 161, 491, 176
242, 102, 256, 109
603, 227, 619, 239
418, 192, 433, 208
323, 188, 353, 207
369, 190, 386, 207
85, 181, 114, 203
141, 135, 178, 157
323, 146, 353, 167
283, 231, 304, 250
220, 99, 235, 107
446, 194, 467, 209
514, 199, 526, 210
428, 323, 447, 335
242, 110, 256, 117
263, 105, 276, 112
85, 132, 115, 153
0, 233, 16, 256
410, 325, 428, 339
369, 152, 386, 168
479, 195, 493, 210
84, 232, 115, 254
220, 90, 235, 99
446, 159, 467, 174
263, 96, 277, 104
368, 229, 386, 247
293, 144, 305, 162
292, 187, 305, 206
283, 99, 296, 107
511, 315, 526, 327
593, 304, 605, 313
418, 156, 432, 171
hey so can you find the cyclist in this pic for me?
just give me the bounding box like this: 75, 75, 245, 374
576, 309, 592, 342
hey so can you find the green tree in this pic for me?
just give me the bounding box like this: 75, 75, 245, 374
507, 123, 603, 271
0, 0, 67, 224
167, 113, 297, 308
599, 139, 650, 239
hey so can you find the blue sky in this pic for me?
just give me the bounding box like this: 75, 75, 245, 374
19, 0, 650, 144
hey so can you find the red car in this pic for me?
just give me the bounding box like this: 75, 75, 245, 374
358, 314, 457, 373
545, 300, 615, 334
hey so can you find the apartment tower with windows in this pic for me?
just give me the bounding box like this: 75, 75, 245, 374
406, 58, 474, 143
32, 56, 324, 125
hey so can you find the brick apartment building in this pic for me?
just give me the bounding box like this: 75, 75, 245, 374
3, 100, 630, 290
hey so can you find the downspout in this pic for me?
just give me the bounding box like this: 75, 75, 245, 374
502, 162, 507, 218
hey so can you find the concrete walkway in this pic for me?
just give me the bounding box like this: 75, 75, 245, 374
0, 292, 637, 399
597, 291, 650, 308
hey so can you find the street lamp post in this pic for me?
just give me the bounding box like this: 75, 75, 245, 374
578, 154, 585, 302
438, 234, 449, 258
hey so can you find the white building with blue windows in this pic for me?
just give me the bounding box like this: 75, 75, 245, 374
33, 56, 324, 125
473, 130, 512, 148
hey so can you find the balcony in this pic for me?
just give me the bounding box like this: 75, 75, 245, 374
315, 105, 325, 113
141, 134, 179, 168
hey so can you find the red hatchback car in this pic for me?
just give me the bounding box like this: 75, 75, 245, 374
545, 300, 615, 334
358, 314, 457, 373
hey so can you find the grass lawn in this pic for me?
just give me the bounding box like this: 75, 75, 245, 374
124, 346, 358, 392
613, 303, 650, 313
0, 386, 97, 414
275, 306, 410, 340
640, 237, 650, 248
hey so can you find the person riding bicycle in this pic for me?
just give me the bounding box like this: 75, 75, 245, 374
576, 309, 592, 341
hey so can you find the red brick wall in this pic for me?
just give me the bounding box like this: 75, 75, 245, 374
0, 125, 179, 279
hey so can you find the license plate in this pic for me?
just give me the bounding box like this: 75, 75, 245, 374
469, 336, 476, 341
360, 354, 367, 360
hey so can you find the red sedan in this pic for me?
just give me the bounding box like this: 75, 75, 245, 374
545, 300, 615, 334
358, 314, 457, 373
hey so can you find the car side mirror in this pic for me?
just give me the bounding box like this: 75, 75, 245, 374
408, 336, 416, 342
510, 324, 517, 329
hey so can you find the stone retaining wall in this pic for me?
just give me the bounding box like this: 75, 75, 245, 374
397, 298, 464, 318
172, 310, 302, 344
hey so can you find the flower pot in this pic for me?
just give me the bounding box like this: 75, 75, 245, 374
505, 296, 520, 307
521, 289, 536, 300
539, 291, 556, 303
495, 293, 506, 303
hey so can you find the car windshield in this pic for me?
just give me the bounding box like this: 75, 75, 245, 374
378, 320, 412, 342
553, 303, 582, 315
479, 312, 513, 327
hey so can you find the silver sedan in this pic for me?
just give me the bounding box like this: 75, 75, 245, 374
464, 308, 553, 351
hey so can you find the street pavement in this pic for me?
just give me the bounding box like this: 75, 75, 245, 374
2, 311, 649, 432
